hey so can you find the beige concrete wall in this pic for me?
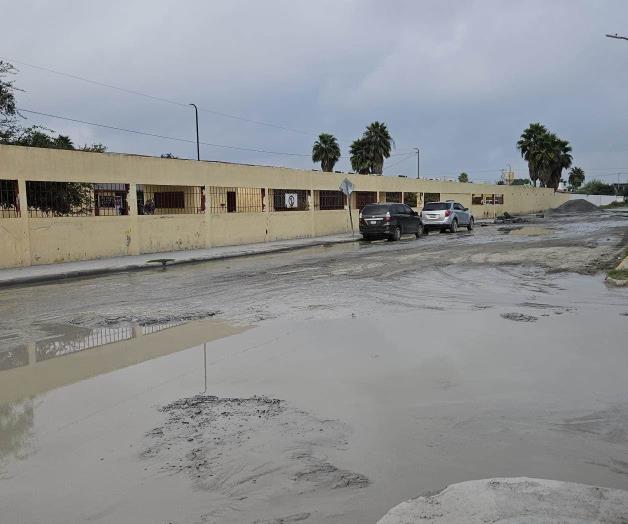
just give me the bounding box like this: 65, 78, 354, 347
0, 145, 570, 269
313, 210, 353, 236
210, 213, 268, 246
28, 217, 135, 265
267, 211, 313, 241
137, 215, 207, 254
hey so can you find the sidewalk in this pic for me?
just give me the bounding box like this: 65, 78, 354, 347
0, 233, 358, 287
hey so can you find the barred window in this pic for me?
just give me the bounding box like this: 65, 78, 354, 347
355, 191, 377, 210
424, 193, 441, 204
318, 190, 345, 210
385, 192, 402, 203
94, 183, 128, 216
27, 181, 94, 217
0, 179, 20, 218
472, 194, 483, 205
270, 189, 309, 211
403, 192, 418, 207
138, 185, 204, 215
484, 194, 495, 205
208, 187, 265, 213
495, 194, 504, 205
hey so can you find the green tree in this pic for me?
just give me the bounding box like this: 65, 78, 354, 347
458, 172, 469, 183
349, 137, 371, 174
350, 122, 394, 174
363, 121, 394, 174
577, 180, 615, 195
568, 166, 585, 189
82, 143, 107, 153
0, 61, 21, 143
511, 178, 531, 185
312, 133, 341, 172
517, 123, 572, 190
516, 122, 548, 187
12, 126, 74, 149
160, 152, 179, 159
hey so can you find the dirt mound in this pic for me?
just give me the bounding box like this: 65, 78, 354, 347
142, 394, 369, 522
378, 477, 628, 523
551, 199, 599, 214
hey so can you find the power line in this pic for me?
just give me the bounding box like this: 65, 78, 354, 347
2, 55, 318, 137
384, 152, 416, 171
18, 108, 312, 157
1, 56, 423, 151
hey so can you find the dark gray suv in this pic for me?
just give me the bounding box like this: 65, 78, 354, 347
359, 203, 424, 241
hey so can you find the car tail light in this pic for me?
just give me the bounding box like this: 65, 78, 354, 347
384, 212, 391, 222
359, 212, 363, 219
445, 209, 451, 217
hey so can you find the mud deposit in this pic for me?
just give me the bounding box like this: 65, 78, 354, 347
143, 395, 368, 521
500, 312, 538, 322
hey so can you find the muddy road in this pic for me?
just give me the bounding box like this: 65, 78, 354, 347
1, 210, 626, 346
1, 210, 627, 523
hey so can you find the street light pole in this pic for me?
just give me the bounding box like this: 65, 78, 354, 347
414, 147, 420, 179
189, 103, 200, 161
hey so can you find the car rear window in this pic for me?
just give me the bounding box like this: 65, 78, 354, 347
361, 204, 390, 215
423, 202, 450, 211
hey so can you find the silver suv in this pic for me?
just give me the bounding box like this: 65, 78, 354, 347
421, 201, 474, 234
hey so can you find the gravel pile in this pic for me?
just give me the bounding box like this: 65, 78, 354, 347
551, 199, 599, 213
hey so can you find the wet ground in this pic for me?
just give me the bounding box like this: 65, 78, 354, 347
0, 209, 627, 523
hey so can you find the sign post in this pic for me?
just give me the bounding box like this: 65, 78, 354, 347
339, 178, 355, 236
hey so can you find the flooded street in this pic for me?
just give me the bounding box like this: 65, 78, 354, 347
1, 211, 627, 523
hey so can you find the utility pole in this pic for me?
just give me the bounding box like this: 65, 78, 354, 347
189, 103, 200, 161
606, 33, 628, 41
414, 147, 420, 179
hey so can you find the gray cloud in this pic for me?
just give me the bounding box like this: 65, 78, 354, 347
3, 0, 628, 182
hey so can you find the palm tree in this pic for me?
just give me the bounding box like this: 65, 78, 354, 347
363, 121, 394, 174
548, 137, 572, 190
528, 132, 572, 190
312, 133, 341, 172
349, 137, 371, 174
568, 166, 585, 189
516, 123, 548, 187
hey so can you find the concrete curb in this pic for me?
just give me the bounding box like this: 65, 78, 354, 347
0, 236, 359, 288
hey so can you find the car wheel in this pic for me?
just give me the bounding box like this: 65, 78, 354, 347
467, 217, 474, 231
450, 219, 458, 233
415, 223, 424, 238
362, 234, 371, 241
423, 227, 429, 235
389, 226, 401, 241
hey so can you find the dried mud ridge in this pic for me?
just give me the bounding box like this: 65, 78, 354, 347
500, 312, 538, 322
143, 395, 368, 517
67, 309, 220, 328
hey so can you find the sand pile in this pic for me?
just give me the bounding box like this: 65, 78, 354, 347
551, 199, 599, 213
378, 477, 628, 523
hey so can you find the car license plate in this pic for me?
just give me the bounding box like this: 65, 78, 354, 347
369, 220, 377, 225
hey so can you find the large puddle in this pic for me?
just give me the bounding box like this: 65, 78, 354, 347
1, 271, 627, 523
0, 317, 244, 404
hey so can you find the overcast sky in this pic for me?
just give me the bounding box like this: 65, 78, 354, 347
2, 0, 628, 182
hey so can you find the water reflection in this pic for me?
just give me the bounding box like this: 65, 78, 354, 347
0, 345, 28, 371
0, 317, 244, 406
0, 321, 188, 372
